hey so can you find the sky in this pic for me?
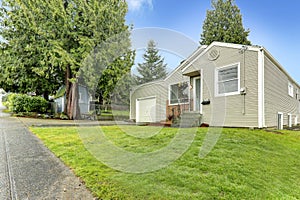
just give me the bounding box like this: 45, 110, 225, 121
125, 0, 300, 84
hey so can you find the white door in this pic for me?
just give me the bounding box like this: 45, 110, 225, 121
136, 97, 156, 123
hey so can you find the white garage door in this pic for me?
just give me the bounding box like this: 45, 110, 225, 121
136, 97, 156, 123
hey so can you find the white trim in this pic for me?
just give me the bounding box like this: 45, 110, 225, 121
215, 62, 241, 97
181, 42, 260, 74
258, 50, 265, 128
193, 76, 201, 112
180, 46, 207, 73
200, 69, 204, 114
136, 99, 140, 123
295, 115, 298, 126
168, 81, 190, 106
278, 112, 284, 130
137, 96, 157, 101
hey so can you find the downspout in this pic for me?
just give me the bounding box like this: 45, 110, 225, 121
240, 46, 248, 115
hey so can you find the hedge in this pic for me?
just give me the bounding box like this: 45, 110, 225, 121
4, 93, 48, 113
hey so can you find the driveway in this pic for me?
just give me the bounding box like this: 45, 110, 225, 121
0, 103, 94, 199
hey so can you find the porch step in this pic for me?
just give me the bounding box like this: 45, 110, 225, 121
172, 112, 202, 128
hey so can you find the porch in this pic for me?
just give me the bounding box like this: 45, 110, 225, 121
164, 99, 202, 127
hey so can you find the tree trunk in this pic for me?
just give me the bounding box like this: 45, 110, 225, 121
65, 65, 81, 119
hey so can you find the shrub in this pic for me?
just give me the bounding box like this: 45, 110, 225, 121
5, 93, 48, 114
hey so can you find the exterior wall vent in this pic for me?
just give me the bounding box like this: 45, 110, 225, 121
208, 48, 220, 61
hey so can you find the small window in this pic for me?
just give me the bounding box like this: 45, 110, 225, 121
288, 114, 293, 128
288, 82, 294, 97
216, 63, 240, 96
169, 82, 189, 105
296, 89, 299, 100
277, 112, 283, 130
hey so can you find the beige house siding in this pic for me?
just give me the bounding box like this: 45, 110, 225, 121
130, 82, 167, 122
131, 42, 300, 128
194, 46, 259, 127
264, 55, 300, 127
130, 65, 189, 122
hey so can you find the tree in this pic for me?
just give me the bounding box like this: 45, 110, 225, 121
0, 0, 132, 119
200, 0, 251, 45
79, 31, 135, 107
136, 40, 167, 84
0, 1, 64, 99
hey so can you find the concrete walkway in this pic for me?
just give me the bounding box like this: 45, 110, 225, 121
0, 103, 94, 199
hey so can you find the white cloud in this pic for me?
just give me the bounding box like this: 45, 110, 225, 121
126, 0, 153, 12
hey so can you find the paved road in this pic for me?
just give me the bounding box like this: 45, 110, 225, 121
0, 103, 94, 199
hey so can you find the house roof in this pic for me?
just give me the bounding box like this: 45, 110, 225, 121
181, 41, 300, 88
132, 45, 208, 92
132, 42, 299, 91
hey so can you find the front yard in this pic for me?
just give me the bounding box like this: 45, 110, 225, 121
30, 126, 300, 199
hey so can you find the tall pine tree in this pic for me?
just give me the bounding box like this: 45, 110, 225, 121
136, 40, 167, 84
200, 0, 251, 45
0, 0, 132, 119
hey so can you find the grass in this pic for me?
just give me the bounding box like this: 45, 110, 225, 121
30, 126, 300, 199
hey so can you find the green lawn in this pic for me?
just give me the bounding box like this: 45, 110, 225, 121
30, 126, 300, 199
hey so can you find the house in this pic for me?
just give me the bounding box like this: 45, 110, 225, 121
0, 88, 6, 102
54, 85, 91, 114
130, 42, 300, 129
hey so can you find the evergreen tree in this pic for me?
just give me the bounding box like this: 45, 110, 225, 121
0, 0, 132, 119
200, 0, 251, 45
136, 40, 167, 84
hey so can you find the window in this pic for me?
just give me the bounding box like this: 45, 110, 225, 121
169, 82, 189, 105
296, 89, 299, 100
288, 82, 294, 97
277, 112, 283, 130
288, 114, 292, 128
216, 63, 240, 96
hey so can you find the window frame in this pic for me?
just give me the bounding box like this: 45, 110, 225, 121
215, 63, 241, 97
169, 81, 190, 105
288, 82, 294, 97
288, 113, 293, 128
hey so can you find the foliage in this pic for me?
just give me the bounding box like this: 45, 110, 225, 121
32, 127, 300, 199
110, 73, 137, 106
79, 30, 135, 106
200, 0, 251, 45
0, 0, 64, 98
136, 40, 167, 85
5, 93, 48, 113
0, 0, 133, 119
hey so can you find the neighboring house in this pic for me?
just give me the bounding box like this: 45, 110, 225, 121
0, 88, 6, 102
54, 85, 91, 114
130, 42, 300, 128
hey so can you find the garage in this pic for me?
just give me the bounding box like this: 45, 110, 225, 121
136, 96, 156, 123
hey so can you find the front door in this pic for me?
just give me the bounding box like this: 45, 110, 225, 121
194, 77, 201, 112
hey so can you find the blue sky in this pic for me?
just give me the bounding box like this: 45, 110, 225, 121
126, 0, 300, 83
